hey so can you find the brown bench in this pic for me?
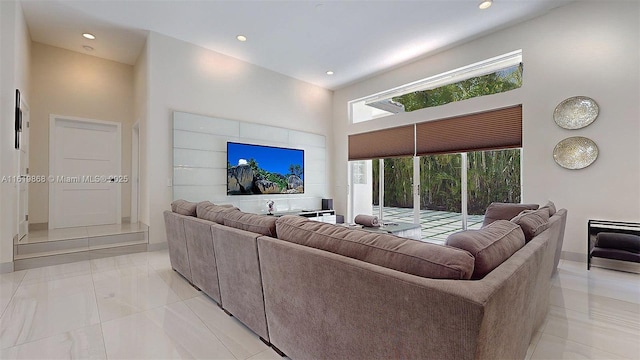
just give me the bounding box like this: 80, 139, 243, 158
588, 220, 640, 270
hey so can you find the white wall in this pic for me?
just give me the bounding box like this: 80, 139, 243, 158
0, 0, 30, 270
145, 32, 333, 246
332, 1, 640, 260
29, 42, 135, 225
172, 111, 327, 214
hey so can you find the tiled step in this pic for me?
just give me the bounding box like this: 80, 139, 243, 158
14, 231, 147, 259
13, 223, 149, 270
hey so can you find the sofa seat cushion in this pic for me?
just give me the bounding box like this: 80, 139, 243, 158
511, 208, 550, 243
482, 202, 539, 227
445, 220, 525, 279
197, 202, 240, 224
171, 199, 197, 216
275, 215, 474, 280
224, 211, 277, 237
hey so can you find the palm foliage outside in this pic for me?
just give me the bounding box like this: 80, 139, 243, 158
372, 149, 521, 215
392, 63, 523, 112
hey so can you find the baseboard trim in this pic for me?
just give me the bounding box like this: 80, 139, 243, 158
148, 242, 168, 252
561, 251, 585, 263
0, 262, 15, 274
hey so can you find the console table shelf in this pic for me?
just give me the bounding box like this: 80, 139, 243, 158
268, 210, 336, 224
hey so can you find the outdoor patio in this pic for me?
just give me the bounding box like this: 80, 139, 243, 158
372, 206, 484, 243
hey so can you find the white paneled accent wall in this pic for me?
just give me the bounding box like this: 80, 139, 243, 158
172, 111, 327, 214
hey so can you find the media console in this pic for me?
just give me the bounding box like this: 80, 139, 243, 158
268, 209, 337, 224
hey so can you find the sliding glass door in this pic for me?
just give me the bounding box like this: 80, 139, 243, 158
350, 148, 522, 243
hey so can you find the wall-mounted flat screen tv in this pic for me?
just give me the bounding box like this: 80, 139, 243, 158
227, 142, 304, 195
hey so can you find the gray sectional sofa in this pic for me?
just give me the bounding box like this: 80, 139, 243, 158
164, 200, 566, 360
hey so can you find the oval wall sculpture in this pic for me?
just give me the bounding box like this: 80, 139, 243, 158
553, 136, 599, 170
553, 96, 599, 130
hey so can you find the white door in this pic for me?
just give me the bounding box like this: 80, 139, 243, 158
17, 99, 30, 239
49, 116, 121, 229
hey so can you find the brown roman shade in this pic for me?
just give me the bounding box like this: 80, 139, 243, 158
348, 124, 414, 160
416, 105, 522, 156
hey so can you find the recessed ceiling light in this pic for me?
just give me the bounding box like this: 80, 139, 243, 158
478, 0, 493, 9
326, 70, 334, 75
82, 33, 96, 40
82, 45, 94, 51
236, 35, 247, 42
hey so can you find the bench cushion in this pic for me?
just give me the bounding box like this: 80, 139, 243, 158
275, 215, 474, 280
596, 232, 640, 253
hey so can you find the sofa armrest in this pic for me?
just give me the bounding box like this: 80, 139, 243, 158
163, 210, 192, 282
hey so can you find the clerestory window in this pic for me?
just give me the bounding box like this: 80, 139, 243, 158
350, 50, 523, 123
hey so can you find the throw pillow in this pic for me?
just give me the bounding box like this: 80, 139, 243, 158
482, 202, 539, 228
510, 208, 550, 243
171, 199, 197, 216
540, 200, 557, 217
445, 220, 525, 279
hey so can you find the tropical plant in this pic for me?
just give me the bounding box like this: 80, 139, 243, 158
288, 164, 303, 178
371, 149, 521, 215
392, 63, 523, 112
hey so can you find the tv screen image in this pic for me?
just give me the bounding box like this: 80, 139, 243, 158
227, 142, 304, 195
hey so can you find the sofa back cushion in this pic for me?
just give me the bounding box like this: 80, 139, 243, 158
445, 220, 525, 279
511, 208, 550, 243
171, 199, 197, 216
275, 215, 475, 280
223, 211, 277, 237
197, 202, 240, 224
482, 202, 539, 227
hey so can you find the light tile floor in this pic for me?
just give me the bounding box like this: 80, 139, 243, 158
373, 206, 484, 242
0, 249, 638, 359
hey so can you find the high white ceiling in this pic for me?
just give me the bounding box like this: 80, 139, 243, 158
20, 0, 572, 90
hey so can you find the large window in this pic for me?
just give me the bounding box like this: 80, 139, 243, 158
350, 50, 522, 123
372, 158, 413, 209
364, 149, 521, 243
467, 149, 521, 216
